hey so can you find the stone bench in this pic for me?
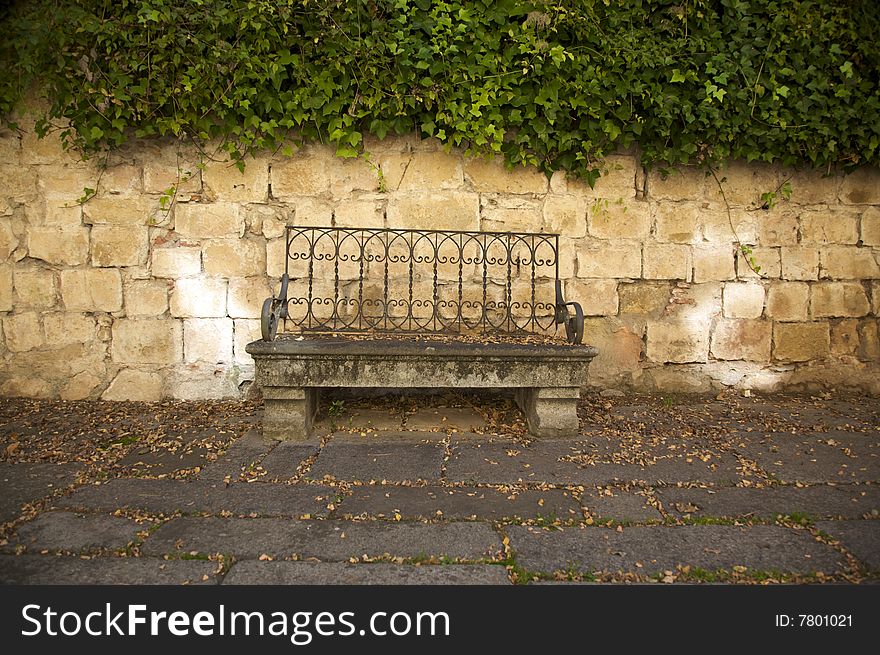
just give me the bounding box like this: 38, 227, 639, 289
246, 226, 597, 439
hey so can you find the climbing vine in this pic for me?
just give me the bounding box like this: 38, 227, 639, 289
1, 0, 878, 183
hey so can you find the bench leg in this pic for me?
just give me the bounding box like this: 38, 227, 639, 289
262, 386, 319, 441
515, 387, 580, 438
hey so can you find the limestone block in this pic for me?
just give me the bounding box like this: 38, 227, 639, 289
579, 155, 638, 199
334, 198, 386, 229
737, 247, 781, 279
58, 371, 102, 401
228, 277, 272, 319
662, 283, 722, 323
27, 227, 90, 265
125, 280, 168, 317
82, 196, 156, 226
564, 278, 618, 316
723, 282, 765, 319
60, 269, 123, 312
654, 204, 701, 243
819, 246, 880, 279
263, 198, 330, 235
646, 167, 707, 201
90, 225, 149, 266
641, 365, 714, 394
861, 207, 880, 246
543, 195, 588, 238
840, 166, 880, 205
780, 247, 819, 281
581, 317, 643, 385
576, 243, 642, 279
233, 316, 261, 359
171, 364, 240, 400
480, 195, 543, 232
202, 157, 269, 202
710, 319, 772, 361
152, 246, 201, 278
786, 169, 841, 205
810, 282, 870, 318
716, 161, 778, 207
37, 163, 96, 202
102, 369, 164, 401
642, 244, 692, 280
872, 281, 880, 315
43, 205, 83, 227
386, 192, 479, 232
646, 319, 710, 363
0, 221, 19, 261
0, 164, 35, 202
557, 237, 577, 278
692, 245, 736, 282
831, 319, 859, 356
170, 278, 227, 318
799, 209, 859, 244
588, 200, 651, 240
175, 203, 244, 239
372, 151, 411, 192
99, 163, 142, 196
271, 148, 332, 197
463, 156, 548, 194
142, 147, 202, 194
618, 282, 670, 317
3, 312, 42, 352
773, 322, 830, 362
0, 377, 52, 398
700, 208, 758, 244
111, 319, 183, 364
399, 150, 462, 191
184, 317, 233, 364
0, 264, 12, 311
43, 313, 95, 346
757, 210, 799, 246
765, 282, 809, 322
858, 320, 879, 361
0, 128, 20, 167
266, 238, 287, 278
328, 157, 381, 195
202, 238, 265, 277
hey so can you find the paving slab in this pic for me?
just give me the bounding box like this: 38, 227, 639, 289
222, 561, 510, 585
3, 511, 143, 552
57, 478, 334, 517
327, 431, 446, 444
404, 407, 488, 432
142, 517, 503, 561
580, 490, 662, 522
341, 408, 403, 431
445, 442, 740, 486
0, 462, 83, 523
336, 485, 581, 521
658, 485, 880, 520
506, 524, 845, 575
736, 432, 880, 483
815, 520, 880, 571
255, 442, 320, 479
113, 445, 212, 476
307, 443, 444, 482
198, 429, 279, 482
0, 554, 218, 584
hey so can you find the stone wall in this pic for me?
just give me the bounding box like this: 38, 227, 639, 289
1, 120, 879, 400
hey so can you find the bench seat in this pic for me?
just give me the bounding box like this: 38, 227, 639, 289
246, 336, 597, 440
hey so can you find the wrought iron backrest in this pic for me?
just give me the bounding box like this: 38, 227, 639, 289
262, 226, 584, 343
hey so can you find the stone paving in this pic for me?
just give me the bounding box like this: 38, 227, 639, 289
0, 395, 877, 584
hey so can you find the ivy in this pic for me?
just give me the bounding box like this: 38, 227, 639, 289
1, 0, 878, 182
